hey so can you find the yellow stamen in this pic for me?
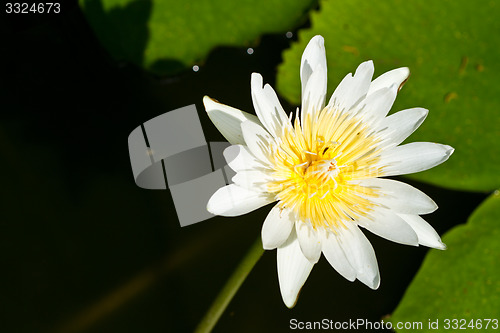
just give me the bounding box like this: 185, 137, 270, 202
267, 107, 382, 232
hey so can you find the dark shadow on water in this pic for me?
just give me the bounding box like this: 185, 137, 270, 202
81, 0, 185, 76
149, 59, 186, 76
82, 0, 152, 67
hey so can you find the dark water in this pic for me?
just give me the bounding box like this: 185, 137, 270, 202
1, 2, 489, 332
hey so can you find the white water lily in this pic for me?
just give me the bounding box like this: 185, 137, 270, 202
203, 35, 453, 308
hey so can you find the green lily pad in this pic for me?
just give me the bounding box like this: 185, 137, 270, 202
276, 0, 500, 192
389, 190, 500, 331
79, 0, 315, 74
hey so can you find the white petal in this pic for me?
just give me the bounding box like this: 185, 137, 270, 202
300, 35, 327, 101
232, 169, 272, 192
261, 205, 295, 250
277, 229, 314, 308
251, 73, 289, 138
377, 108, 428, 148
301, 64, 327, 124
337, 223, 380, 289
398, 214, 446, 250
241, 120, 275, 165
328, 72, 351, 109
223, 145, 266, 172
367, 67, 410, 96
357, 208, 419, 246
378, 142, 455, 176
203, 96, 260, 145
206, 184, 274, 216
356, 178, 437, 214
358, 86, 397, 123
295, 221, 322, 263
320, 229, 356, 281
328, 60, 374, 111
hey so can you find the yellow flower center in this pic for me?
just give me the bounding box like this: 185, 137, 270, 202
267, 108, 383, 231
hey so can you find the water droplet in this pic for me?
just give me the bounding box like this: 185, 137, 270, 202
247, 48, 254, 55
286, 31, 293, 38
192, 65, 199, 72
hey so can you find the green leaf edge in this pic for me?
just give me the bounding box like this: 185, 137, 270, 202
388, 190, 500, 332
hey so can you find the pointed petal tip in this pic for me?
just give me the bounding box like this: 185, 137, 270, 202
283, 294, 298, 308
416, 107, 429, 116
445, 145, 455, 156
279, 270, 306, 309
368, 66, 411, 96
395, 67, 410, 82
250, 73, 264, 95
426, 240, 447, 250
367, 272, 381, 290
306, 255, 320, 264
424, 241, 447, 251
203, 95, 214, 109
371, 277, 381, 290
302, 37, 325, 64
418, 108, 429, 122
357, 60, 374, 72
440, 144, 455, 161
203, 95, 223, 108
400, 67, 410, 77
202, 97, 260, 145
359, 273, 381, 290
429, 200, 439, 213
364, 59, 374, 66
309, 35, 324, 45
251, 72, 263, 82
398, 67, 411, 91
279, 273, 305, 309
280, 276, 303, 308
